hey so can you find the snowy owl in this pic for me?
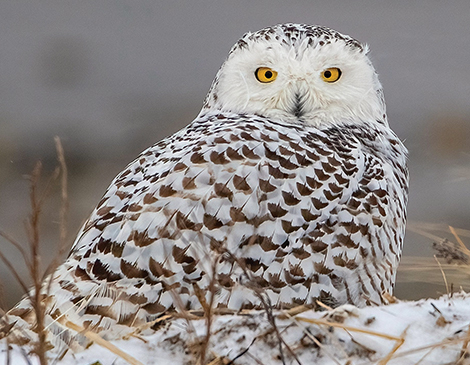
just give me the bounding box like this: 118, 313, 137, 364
1, 23, 408, 349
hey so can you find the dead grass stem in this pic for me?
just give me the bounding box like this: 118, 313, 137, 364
0, 137, 69, 365
434, 255, 450, 295
65, 321, 144, 365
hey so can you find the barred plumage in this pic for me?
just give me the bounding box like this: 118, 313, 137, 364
1, 23, 408, 351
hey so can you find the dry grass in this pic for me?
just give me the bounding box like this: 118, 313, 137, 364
398, 223, 470, 294
65, 321, 144, 365
139, 291, 470, 365
0, 138, 147, 365
0, 137, 69, 365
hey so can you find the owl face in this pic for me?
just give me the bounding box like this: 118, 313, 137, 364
204, 24, 386, 127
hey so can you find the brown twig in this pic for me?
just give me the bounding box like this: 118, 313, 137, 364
434, 255, 450, 295
43, 137, 69, 283
383, 333, 470, 361
223, 249, 302, 365
284, 310, 343, 365
65, 321, 144, 365
0, 138, 71, 364
196, 254, 219, 365
377, 326, 407, 365
450, 226, 470, 258
55, 136, 68, 251
225, 337, 256, 365
26, 162, 48, 365
295, 317, 403, 342
0, 249, 30, 296
0, 230, 31, 268
457, 323, 470, 364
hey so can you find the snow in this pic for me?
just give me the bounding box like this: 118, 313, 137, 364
2, 293, 470, 364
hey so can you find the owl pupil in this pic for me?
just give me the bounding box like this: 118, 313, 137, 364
265, 71, 273, 79
324, 70, 332, 78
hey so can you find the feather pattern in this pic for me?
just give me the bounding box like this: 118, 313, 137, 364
0, 23, 408, 352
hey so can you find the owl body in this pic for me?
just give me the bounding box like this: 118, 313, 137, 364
1, 24, 408, 348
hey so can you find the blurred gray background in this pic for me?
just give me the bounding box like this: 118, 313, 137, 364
1, 1, 470, 309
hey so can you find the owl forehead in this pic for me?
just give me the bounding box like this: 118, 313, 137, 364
231, 23, 365, 56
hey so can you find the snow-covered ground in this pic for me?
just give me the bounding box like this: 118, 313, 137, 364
2, 293, 470, 365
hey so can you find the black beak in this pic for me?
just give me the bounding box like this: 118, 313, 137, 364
292, 92, 306, 118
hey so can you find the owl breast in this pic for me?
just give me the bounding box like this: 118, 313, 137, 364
65, 111, 407, 322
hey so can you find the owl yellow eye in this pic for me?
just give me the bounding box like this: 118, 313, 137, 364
321, 67, 342, 83
255, 67, 278, 83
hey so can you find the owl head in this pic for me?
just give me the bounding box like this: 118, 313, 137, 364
202, 23, 387, 127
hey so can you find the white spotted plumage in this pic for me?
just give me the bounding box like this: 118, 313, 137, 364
1, 23, 408, 350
